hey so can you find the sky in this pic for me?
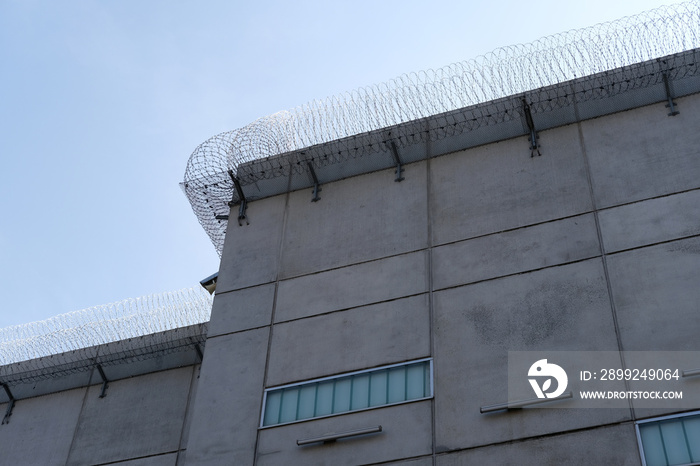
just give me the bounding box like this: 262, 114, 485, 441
0, 0, 687, 329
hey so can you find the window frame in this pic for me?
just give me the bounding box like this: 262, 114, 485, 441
259, 358, 433, 428
635, 410, 700, 466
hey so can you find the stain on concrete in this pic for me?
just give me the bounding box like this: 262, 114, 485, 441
465, 281, 604, 348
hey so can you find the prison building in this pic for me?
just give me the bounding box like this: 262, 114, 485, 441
2, 4, 700, 465
182, 51, 700, 466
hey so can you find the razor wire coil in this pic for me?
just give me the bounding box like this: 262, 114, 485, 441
183, 2, 700, 255
0, 287, 212, 367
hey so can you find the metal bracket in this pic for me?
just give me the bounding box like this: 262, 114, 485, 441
96, 365, 109, 398
307, 162, 321, 202
389, 141, 405, 182
480, 391, 572, 413
228, 170, 249, 226
663, 73, 679, 116
522, 99, 541, 157
194, 343, 204, 363
296, 425, 383, 446
2, 383, 15, 425
682, 368, 700, 378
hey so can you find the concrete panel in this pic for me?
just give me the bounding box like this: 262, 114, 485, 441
208, 283, 275, 337
430, 123, 592, 246
217, 194, 287, 293
0, 387, 85, 466
372, 457, 432, 466
66, 367, 193, 466
608, 236, 700, 351
583, 93, 700, 209
275, 250, 429, 323
599, 189, 700, 253
280, 163, 428, 279
256, 400, 432, 466
436, 423, 641, 465
185, 328, 269, 465
433, 259, 629, 450
176, 365, 199, 450
432, 214, 600, 290
111, 453, 178, 466
267, 294, 430, 387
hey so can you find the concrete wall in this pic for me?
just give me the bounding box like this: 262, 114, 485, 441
4, 92, 696, 466
0, 364, 199, 466
186, 92, 700, 465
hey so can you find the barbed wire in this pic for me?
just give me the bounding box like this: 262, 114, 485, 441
0, 287, 212, 366
183, 2, 700, 255
0, 324, 208, 386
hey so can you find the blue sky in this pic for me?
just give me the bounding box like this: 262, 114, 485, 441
0, 0, 685, 328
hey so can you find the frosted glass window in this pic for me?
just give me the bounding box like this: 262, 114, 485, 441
279, 388, 299, 424
262, 391, 281, 427
297, 384, 317, 419
369, 370, 387, 407
333, 378, 352, 413
387, 366, 407, 403
261, 359, 432, 427
407, 362, 429, 399
315, 383, 333, 417
638, 413, 700, 466
351, 374, 370, 410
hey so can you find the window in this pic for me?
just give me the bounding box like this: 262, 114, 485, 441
637, 411, 700, 466
261, 358, 432, 427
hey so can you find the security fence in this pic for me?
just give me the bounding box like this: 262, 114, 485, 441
182, 2, 700, 255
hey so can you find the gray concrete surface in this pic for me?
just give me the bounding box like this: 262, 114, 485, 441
436, 423, 641, 465
208, 283, 275, 336
110, 453, 179, 466
216, 194, 287, 293
275, 250, 428, 323
185, 328, 269, 465
176, 363, 200, 451
266, 294, 430, 387
279, 163, 428, 279
432, 213, 600, 290
607, 236, 700, 352
0, 388, 85, 466
256, 400, 432, 466
433, 259, 630, 450
583, 93, 700, 209
599, 188, 700, 253
370, 457, 433, 466
429, 123, 592, 246
66, 367, 194, 466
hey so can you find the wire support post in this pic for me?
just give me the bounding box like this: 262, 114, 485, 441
389, 141, 405, 182
663, 72, 680, 116
1, 383, 15, 425
522, 99, 541, 157
228, 170, 249, 225
96, 365, 109, 398
194, 343, 204, 363
306, 162, 321, 202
